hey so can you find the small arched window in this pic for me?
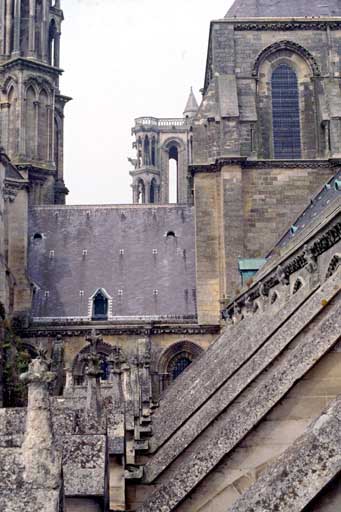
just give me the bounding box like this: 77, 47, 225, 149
272, 64, 301, 159
168, 352, 193, 380
171, 356, 191, 380
92, 291, 108, 319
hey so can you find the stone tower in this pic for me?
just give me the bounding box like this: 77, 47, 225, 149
129, 88, 199, 204
191, 0, 341, 323
0, 0, 70, 205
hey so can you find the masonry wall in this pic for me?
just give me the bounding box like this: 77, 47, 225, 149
194, 163, 335, 314
0, 160, 6, 310
175, 329, 341, 512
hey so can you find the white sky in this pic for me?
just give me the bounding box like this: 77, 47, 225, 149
61, 0, 232, 205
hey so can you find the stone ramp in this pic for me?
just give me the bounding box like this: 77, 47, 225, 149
228, 396, 341, 512
150, 282, 314, 452
144, 271, 340, 483
138, 270, 341, 511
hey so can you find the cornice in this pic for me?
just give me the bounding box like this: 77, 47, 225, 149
190, 157, 246, 175
1, 57, 63, 76
17, 164, 57, 178
18, 323, 220, 338
243, 159, 341, 169
190, 159, 340, 174
233, 21, 341, 31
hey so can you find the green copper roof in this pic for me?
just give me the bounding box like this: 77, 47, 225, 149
238, 258, 267, 271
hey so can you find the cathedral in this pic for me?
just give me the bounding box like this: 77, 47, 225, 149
1, 0, 341, 511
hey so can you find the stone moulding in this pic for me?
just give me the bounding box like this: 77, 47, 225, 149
252, 40, 321, 76
222, 219, 341, 319
190, 159, 339, 175
233, 21, 341, 31
18, 324, 220, 339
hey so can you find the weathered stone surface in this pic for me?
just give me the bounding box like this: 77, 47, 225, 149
145, 270, 341, 482
139, 276, 341, 511
150, 279, 315, 453
229, 396, 341, 512
63, 435, 107, 496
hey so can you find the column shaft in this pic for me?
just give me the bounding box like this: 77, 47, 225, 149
5, 0, 13, 55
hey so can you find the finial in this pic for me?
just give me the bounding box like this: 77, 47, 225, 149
20, 344, 55, 385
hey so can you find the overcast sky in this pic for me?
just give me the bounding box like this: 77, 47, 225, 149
61, 0, 232, 204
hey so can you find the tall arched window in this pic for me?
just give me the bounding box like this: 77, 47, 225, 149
150, 178, 157, 203
169, 145, 178, 203
48, 19, 57, 66
25, 86, 36, 158
143, 136, 150, 165
38, 89, 48, 161
151, 137, 156, 166
8, 87, 17, 157
272, 64, 301, 159
137, 179, 145, 204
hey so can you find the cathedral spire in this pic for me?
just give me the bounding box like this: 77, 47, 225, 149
183, 87, 199, 119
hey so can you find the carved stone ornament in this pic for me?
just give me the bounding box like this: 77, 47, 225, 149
222, 220, 341, 320
20, 347, 55, 385
4, 182, 19, 202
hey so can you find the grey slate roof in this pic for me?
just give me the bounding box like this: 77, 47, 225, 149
226, 0, 341, 18
28, 205, 196, 321
272, 169, 341, 252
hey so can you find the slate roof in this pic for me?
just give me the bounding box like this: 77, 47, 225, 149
272, 169, 341, 253
28, 205, 196, 321
226, 0, 341, 18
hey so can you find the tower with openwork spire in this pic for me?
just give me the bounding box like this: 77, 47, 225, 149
129, 88, 199, 205
0, 0, 70, 205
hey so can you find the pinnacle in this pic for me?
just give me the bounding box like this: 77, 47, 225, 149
183, 87, 199, 117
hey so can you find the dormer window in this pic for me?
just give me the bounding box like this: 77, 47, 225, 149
92, 290, 108, 320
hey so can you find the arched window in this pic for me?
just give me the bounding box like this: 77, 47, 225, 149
92, 291, 108, 319
48, 19, 57, 66
35, 0, 43, 58
151, 137, 156, 166
272, 64, 301, 159
8, 86, 17, 157
144, 136, 150, 165
38, 89, 48, 161
25, 86, 36, 158
169, 145, 178, 203
137, 179, 145, 204
150, 178, 157, 203
168, 353, 192, 380
20, 0, 29, 54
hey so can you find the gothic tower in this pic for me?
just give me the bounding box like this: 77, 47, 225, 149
0, 0, 69, 205
129, 88, 198, 205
